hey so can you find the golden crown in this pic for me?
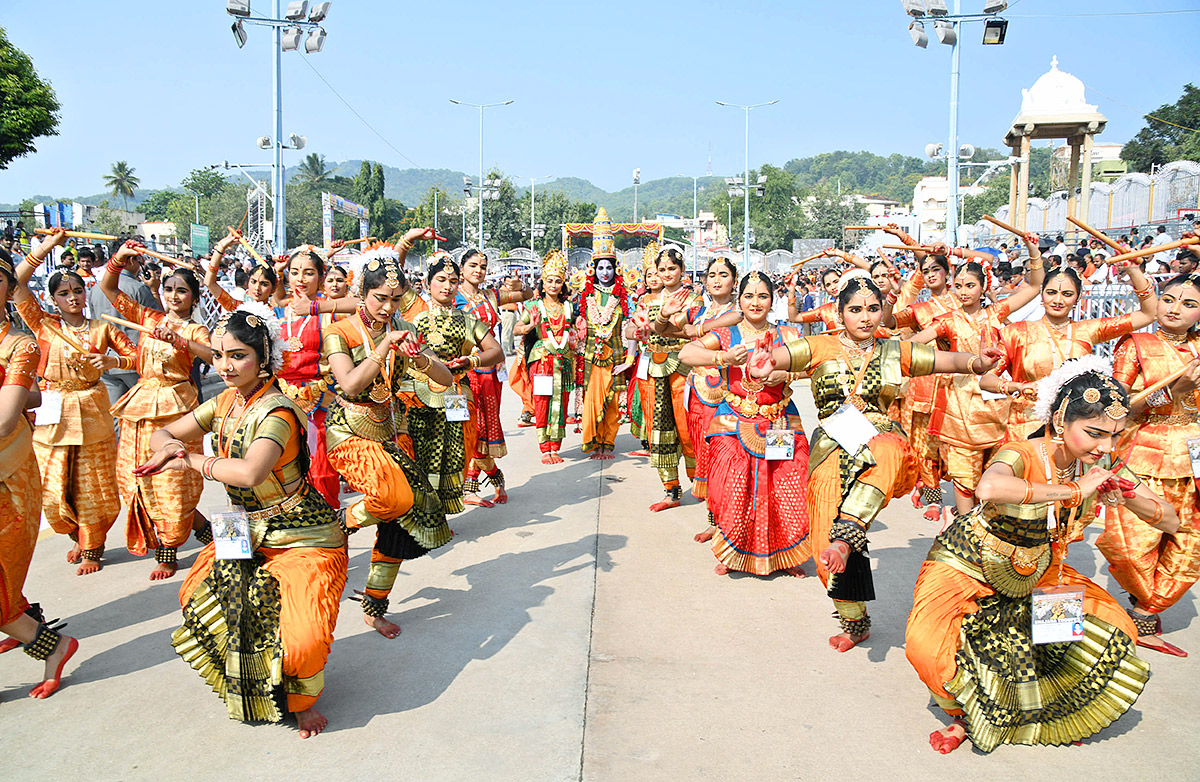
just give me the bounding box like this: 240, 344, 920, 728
542, 249, 568, 280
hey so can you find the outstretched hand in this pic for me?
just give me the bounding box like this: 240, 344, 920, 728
133, 444, 188, 477
746, 341, 777, 379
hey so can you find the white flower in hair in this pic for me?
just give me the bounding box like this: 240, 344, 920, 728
235, 300, 285, 373
1033, 354, 1112, 423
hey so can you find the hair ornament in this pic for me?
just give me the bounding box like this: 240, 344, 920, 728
1033, 354, 1113, 424
236, 300, 284, 373
351, 245, 403, 297
1083, 388, 1101, 403
837, 268, 872, 294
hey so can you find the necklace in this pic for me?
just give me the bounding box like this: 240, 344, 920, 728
219, 380, 274, 458
286, 307, 314, 352
236, 379, 268, 405
839, 333, 875, 353
1158, 329, 1189, 346
1044, 316, 1071, 332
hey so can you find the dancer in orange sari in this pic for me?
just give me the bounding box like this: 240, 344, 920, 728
679, 272, 809, 575
906, 357, 1176, 754
100, 241, 211, 579
1099, 273, 1200, 656
14, 228, 136, 575
0, 245, 80, 698
751, 271, 999, 651
141, 304, 346, 738
909, 246, 1044, 514
979, 255, 1158, 440
324, 251, 456, 638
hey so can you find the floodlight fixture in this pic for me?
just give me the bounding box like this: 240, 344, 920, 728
281, 27, 303, 51
309, 1, 331, 21
925, 0, 948, 15
632, 168, 641, 185
909, 21, 928, 47
305, 27, 326, 53
232, 19, 248, 48
982, 18, 1008, 45
257, 136, 273, 150
982, 0, 1007, 13
285, 1, 309, 21
288, 134, 307, 150
902, 0, 926, 17
934, 20, 956, 45
756, 175, 768, 185
959, 144, 975, 159
226, 0, 250, 17
925, 142, 943, 159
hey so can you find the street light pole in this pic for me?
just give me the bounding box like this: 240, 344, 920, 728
271, 0, 284, 253
433, 190, 439, 250
516, 174, 553, 258
946, 0, 962, 246
716, 100, 778, 273
449, 99, 513, 251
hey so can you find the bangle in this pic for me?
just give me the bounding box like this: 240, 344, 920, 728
998, 377, 1010, 396
1150, 501, 1164, 527
399, 239, 415, 252
1062, 481, 1083, 508
1134, 283, 1154, 300
469, 354, 481, 369
310, 300, 320, 316
968, 356, 981, 375
696, 322, 706, 338
172, 332, 189, 351
1021, 480, 1035, 505
117, 356, 134, 371
885, 292, 897, 304
365, 351, 384, 366
1029, 261, 1043, 271
28, 253, 46, 267
201, 456, 219, 481
415, 354, 433, 372
714, 350, 725, 368
161, 438, 185, 454
106, 260, 124, 276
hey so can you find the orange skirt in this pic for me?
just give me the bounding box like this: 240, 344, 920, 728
0, 459, 42, 625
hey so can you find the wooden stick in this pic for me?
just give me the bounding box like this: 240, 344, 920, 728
101, 313, 157, 336
1066, 216, 1124, 253
880, 244, 935, 252
792, 250, 831, 267
1130, 366, 1189, 408
843, 225, 886, 231
137, 247, 190, 268
41, 320, 89, 353
327, 237, 378, 256
982, 214, 1026, 237
1102, 237, 1199, 266
34, 228, 117, 241
226, 227, 267, 264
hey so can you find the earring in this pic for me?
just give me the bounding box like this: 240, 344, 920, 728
258, 364, 271, 378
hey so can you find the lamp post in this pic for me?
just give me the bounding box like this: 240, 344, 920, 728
515, 174, 553, 258
225, 0, 330, 255
450, 99, 513, 250
632, 168, 641, 222
716, 100, 778, 273
903, 0, 1009, 245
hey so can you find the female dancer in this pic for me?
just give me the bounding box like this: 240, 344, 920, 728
324, 252, 455, 638
0, 246, 79, 698
514, 250, 575, 464
909, 249, 1044, 514
637, 248, 702, 511
15, 229, 137, 574
906, 357, 1177, 754
140, 304, 345, 738
885, 249, 960, 513
627, 247, 663, 457
788, 267, 841, 330
678, 272, 810, 575
749, 271, 999, 651
323, 264, 351, 303
979, 256, 1157, 440
1098, 273, 1200, 656
205, 235, 277, 309
457, 249, 531, 505
407, 253, 498, 513
101, 242, 211, 579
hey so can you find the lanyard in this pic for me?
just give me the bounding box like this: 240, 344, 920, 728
217, 382, 274, 458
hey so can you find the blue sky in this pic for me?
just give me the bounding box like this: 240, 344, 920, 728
3, 0, 1198, 202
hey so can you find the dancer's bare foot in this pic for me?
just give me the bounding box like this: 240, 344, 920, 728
911, 488, 924, 510
365, 614, 401, 638
547, 453, 564, 464
629, 449, 650, 458
782, 566, 807, 578
296, 707, 328, 738
66, 544, 82, 564
464, 494, 493, 508
923, 505, 942, 522
1136, 633, 1188, 657
541, 454, 556, 465
929, 719, 967, 754
939, 506, 956, 533
714, 563, 731, 575
493, 487, 508, 504
693, 527, 715, 543
828, 631, 869, 652
29, 636, 78, 699
150, 562, 177, 581
649, 496, 681, 512
76, 559, 102, 576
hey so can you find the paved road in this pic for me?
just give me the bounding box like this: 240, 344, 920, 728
5, 367, 1198, 780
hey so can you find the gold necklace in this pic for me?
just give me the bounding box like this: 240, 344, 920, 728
1043, 316, 1071, 332
1159, 329, 1189, 346
839, 333, 874, 352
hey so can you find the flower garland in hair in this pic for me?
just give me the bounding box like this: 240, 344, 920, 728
349, 245, 402, 298
1033, 354, 1112, 423
235, 300, 285, 373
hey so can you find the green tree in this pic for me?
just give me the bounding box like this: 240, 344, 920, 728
1121, 84, 1200, 172
0, 27, 60, 169
961, 177, 1011, 225
479, 170, 522, 252
353, 161, 373, 203
104, 161, 140, 211
138, 189, 188, 221
409, 186, 462, 252
799, 183, 869, 249
181, 168, 229, 199
293, 153, 333, 184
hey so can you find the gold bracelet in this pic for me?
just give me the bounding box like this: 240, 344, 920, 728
29, 253, 46, 267
714, 350, 725, 368
364, 352, 383, 366
1021, 480, 1034, 505
1150, 501, 1164, 526
399, 239, 415, 252
968, 356, 981, 375
415, 354, 432, 372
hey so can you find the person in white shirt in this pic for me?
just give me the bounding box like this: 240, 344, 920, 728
1149, 225, 1174, 265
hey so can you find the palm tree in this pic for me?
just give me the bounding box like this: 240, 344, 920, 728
104, 161, 139, 211
294, 153, 333, 185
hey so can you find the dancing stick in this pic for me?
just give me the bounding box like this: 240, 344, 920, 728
1102, 237, 1200, 267
843, 225, 885, 231
226, 227, 267, 264
137, 247, 191, 268
792, 249, 831, 268
982, 214, 1026, 237
101, 313, 157, 337
41, 320, 89, 353
327, 236, 378, 256
880, 244, 936, 252
1130, 366, 1189, 408
34, 228, 117, 241
1066, 216, 1124, 253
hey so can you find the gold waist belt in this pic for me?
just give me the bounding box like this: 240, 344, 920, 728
337, 397, 393, 419
245, 490, 307, 522
46, 379, 99, 392
723, 390, 789, 420
972, 514, 1048, 572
